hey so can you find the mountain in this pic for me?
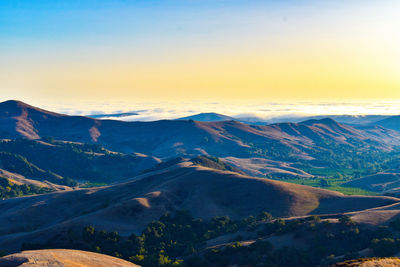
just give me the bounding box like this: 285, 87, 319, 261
0, 249, 138, 267
0, 100, 97, 142
176, 112, 235, 122
1, 100, 400, 164
374, 115, 400, 131
290, 115, 390, 125
235, 114, 391, 125
0, 162, 397, 252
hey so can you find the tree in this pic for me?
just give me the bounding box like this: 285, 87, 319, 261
82, 226, 95, 242
339, 215, 354, 225
371, 238, 398, 257
257, 211, 273, 222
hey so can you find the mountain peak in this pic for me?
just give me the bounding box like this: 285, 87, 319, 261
301, 117, 340, 126
0, 99, 31, 108
176, 112, 235, 122
0, 99, 64, 117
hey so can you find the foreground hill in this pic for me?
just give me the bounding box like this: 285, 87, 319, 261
1, 100, 400, 163
333, 257, 400, 267
0, 249, 138, 267
0, 162, 398, 252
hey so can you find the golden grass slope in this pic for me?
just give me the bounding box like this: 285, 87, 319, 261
0, 249, 138, 267
334, 257, 400, 267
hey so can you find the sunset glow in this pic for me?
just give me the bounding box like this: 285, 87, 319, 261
1, 0, 399, 103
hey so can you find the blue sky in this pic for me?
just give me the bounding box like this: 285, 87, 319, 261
1, 0, 399, 104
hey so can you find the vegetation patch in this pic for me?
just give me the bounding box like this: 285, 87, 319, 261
21, 212, 400, 267
0, 176, 53, 199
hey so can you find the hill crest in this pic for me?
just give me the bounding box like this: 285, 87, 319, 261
176, 112, 235, 122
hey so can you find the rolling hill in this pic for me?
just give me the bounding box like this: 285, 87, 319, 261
1, 100, 399, 162
0, 249, 138, 267
0, 138, 160, 186
375, 115, 400, 131
222, 156, 313, 178
343, 173, 400, 194
0, 162, 398, 252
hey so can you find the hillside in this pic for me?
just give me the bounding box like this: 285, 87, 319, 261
1, 100, 400, 166
333, 258, 400, 267
343, 173, 400, 194
0, 249, 138, 267
0, 162, 398, 252
375, 115, 400, 131
0, 139, 160, 185
222, 156, 312, 178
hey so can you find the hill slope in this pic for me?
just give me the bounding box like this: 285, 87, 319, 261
0, 163, 397, 252
0, 139, 160, 185
375, 115, 400, 131
1, 100, 400, 163
0, 249, 138, 267
343, 173, 400, 193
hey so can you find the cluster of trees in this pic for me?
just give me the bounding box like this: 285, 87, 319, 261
190, 156, 244, 174
0, 177, 52, 199
195, 215, 400, 266
0, 151, 77, 186
244, 135, 400, 180
22, 210, 273, 266
21, 211, 400, 266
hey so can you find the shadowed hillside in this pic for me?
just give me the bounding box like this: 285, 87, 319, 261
0, 162, 398, 252
375, 115, 400, 131
343, 173, 400, 194
0, 139, 160, 186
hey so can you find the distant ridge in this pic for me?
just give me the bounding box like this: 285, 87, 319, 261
176, 112, 235, 122
0, 100, 65, 117
88, 112, 139, 119
375, 115, 400, 131
1, 100, 400, 160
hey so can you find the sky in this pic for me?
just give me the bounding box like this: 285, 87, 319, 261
0, 0, 400, 112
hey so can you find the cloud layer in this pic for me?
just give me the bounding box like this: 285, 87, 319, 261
36, 100, 400, 122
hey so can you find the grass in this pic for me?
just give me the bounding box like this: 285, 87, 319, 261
79, 182, 107, 188
271, 166, 379, 196
278, 177, 377, 196
300, 167, 369, 178
324, 185, 377, 196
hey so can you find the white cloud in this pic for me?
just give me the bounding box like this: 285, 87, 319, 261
35, 99, 400, 122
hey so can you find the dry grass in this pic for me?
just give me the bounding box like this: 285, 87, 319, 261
334, 257, 400, 267
0, 249, 138, 267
